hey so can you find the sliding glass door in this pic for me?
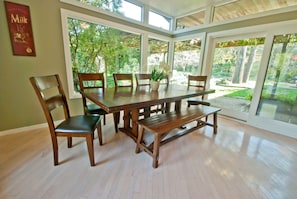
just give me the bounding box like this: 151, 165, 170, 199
204, 24, 297, 138
208, 36, 265, 120
256, 33, 297, 125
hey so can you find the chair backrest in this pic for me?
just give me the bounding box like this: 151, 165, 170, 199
188, 75, 207, 90
78, 73, 105, 114
113, 73, 134, 87
135, 73, 151, 86
78, 73, 105, 90
188, 75, 207, 99
160, 75, 170, 87
30, 74, 70, 133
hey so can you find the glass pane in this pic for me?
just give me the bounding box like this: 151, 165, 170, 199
147, 38, 169, 72
118, 0, 142, 21
76, 0, 121, 12
76, 0, 142, 21
67, 17, 141, 89
257, 33, 297, 125
209, 37, 265, 115
213, 0, 297, 23
149, 11, 171, 30
172, 38, 202, 84
176, 11, 205, 30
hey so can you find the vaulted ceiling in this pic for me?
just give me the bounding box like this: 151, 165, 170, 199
134, 0, 297, 18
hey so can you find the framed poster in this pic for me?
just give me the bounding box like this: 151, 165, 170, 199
4, 1, 36, 56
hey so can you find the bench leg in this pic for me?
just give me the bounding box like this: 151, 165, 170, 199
135, 126, 144, 153
213, 112, 218, 135
152, 134, 161, 168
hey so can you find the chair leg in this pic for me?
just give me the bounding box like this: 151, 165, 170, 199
86, 134, 95, 166
97, 122, 103, 146
67, 137, 72, 148
51, 136, 59, 166
103, 115, 106, 125
213, 112, 218, 135
113, 112, 120, 133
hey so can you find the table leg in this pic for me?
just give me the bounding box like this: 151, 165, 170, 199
131, 108, 140, 138
174, 100, 182, 113
165, 102, 171, 113
123, 110, 130, 129
119, 109, 140, 142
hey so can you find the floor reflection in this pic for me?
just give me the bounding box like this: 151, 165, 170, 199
203, 118, 297, 199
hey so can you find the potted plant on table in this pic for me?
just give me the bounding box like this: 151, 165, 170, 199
150, 67, 164, 91
151, 61, 170, 91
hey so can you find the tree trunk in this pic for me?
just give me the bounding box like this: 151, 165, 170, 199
243, 46, 256, 83
271, 42, 288, 97
232, 46, 246, 84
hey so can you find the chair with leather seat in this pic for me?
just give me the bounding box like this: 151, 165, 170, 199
78, 73, 119, 133
30, 74, 102, 166
187, 75, 211, 121
187, 75, 211, 107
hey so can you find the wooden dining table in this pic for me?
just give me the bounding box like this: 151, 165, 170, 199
81, 84, 215, 141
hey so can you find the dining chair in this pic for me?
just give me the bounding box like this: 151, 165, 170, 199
160, 75, 170, 87
113, 73, 134, 87
157, 75, 170, 113
135, 73, 151, 86
135, 73, 170, 114
187, 75, 211, 107
113, 73, 134, 125
78, 73, 119, 133
135, 73, 158, 117
30, 74, 102, 166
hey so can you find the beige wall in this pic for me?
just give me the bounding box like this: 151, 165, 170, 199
0, 0, 82, 131
1, 0, 297, 132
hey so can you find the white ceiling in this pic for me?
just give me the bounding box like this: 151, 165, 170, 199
134, 0, 222, 17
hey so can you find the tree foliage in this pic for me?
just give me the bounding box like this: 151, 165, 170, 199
68, 18, 140, 89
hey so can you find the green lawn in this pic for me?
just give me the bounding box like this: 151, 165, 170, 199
223, 86, 297, 104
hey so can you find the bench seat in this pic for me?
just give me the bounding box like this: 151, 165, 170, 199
135, 105, 221, 168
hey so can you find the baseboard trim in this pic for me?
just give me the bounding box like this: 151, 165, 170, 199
0, 123, 48, 136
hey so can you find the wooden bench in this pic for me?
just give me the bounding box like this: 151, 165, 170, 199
135, 105, 221, 168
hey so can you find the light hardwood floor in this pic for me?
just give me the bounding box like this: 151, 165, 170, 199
1, 115, 297, 199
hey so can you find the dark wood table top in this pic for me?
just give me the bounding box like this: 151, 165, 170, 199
82, 84, 215, 113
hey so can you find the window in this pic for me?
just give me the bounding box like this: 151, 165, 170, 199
176, 10, 205, 30
172, 38, 203, 84
74, 0, 142, 21
61, 10, 141, 98
117, 0, 142, 21
148, 10, 171, 30
147, 38, 169, 72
